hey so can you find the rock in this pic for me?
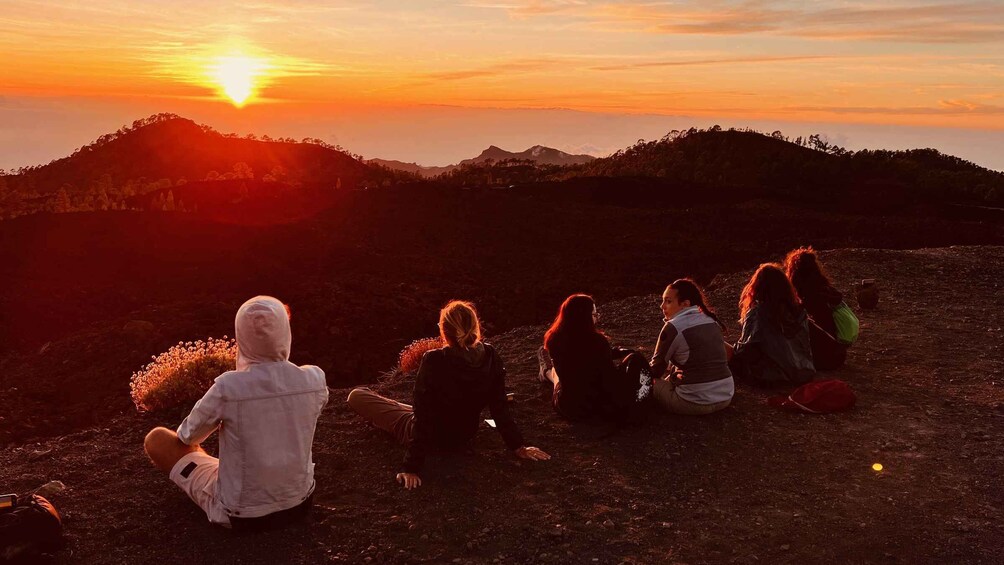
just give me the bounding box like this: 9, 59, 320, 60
781, 544, 790, 551
36, 480, 66, 498
602, 519, 615, 528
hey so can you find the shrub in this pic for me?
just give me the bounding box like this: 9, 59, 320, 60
398, 337, 444, 374
130, 337, 237, 412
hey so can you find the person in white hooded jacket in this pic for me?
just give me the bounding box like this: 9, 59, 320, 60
143, 296, 329, 529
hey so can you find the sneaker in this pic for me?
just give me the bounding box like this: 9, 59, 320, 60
537, 346, 553, 384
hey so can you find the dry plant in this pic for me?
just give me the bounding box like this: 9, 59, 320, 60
130, 337, 237, 412
398, 337, 444, 374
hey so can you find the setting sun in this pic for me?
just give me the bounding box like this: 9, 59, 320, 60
208, 53, 268, 107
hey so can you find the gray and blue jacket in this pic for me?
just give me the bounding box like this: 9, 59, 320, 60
651, 306, 734, 404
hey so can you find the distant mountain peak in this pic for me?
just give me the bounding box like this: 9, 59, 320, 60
461, 144, 595, 167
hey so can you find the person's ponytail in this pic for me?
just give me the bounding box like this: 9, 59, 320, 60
669, 278, 727, 333
439, 300, 482, 350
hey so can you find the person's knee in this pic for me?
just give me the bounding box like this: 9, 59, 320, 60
144, 426, 174, 456
346, 387, 370, 411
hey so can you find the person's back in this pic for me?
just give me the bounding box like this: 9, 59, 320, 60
733, 302, 815, 386
784, 246, 849, 370
347, 299, 549, 490
412, 344, 516, 451
800, 284, 848, 370
547, 333, 616, 419
143, 296, 328, 527
191, 361, 327, 517
731, 263, 816, 387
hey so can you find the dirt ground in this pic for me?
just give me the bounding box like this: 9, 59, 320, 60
2, 246, 1002, 564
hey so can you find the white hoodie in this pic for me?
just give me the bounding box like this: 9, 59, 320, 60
177, 296, 329, 519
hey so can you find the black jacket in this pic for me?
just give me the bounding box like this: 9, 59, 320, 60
547, 333, 630, 421
402, 343, 524, 473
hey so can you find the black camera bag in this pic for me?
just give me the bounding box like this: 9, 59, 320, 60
0, 494, 64, 562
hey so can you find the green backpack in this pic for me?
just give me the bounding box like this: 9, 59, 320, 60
832, 302, 859, 345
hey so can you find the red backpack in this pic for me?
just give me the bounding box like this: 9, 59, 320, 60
767, 379, 856, 413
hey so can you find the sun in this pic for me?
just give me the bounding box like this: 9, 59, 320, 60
208, 53, 269, 107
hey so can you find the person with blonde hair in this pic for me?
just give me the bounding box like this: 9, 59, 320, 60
347, 300, 550, 489
143, 296, 329, 530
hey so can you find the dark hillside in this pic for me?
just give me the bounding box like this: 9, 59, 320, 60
7, 115, 370, 192
2, 247, 1001, 564
0, 114, 402, 218
2, 185, 1003, 444
566, 128, 1004, 209
439, 128, 1004, 210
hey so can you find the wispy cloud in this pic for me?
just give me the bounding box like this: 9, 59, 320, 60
590, 54, 840, 71
420, 58, 565, 82
480, 1, 1004, 44
786, 100, 1004, 115
464, 0, 587, 18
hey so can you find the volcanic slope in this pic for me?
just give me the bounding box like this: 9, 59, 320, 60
2, 246, 1002, 564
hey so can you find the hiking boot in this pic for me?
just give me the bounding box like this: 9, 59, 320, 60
537, 346, 553, 384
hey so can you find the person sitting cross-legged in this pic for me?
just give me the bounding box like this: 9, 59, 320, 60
649, 279, 735, 415
538, 293, 650, 423
143, 296, 329, 530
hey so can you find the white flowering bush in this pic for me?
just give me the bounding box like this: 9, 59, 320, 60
130, 337, 237, 412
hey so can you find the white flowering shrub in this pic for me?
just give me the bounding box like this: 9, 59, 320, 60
130, 337, 237, 412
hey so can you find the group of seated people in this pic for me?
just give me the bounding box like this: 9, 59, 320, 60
142, 246, 852, 528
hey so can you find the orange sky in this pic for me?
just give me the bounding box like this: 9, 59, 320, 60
2, 1, 1003, 169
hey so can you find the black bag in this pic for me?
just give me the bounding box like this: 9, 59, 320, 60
0, 494, 64, 562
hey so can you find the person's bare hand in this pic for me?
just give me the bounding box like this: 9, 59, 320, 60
396, 472, 421, 489
514, 446, 551, 461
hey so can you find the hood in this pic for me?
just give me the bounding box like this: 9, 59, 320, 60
235, 296, 291, 371
442, 343, 490, 380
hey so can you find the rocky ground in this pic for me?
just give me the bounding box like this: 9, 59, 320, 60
2, 246, 1003, 564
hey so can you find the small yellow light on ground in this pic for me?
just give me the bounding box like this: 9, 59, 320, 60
872, 463, 884, 472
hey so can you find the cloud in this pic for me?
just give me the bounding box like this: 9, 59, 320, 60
420, 59, 564, 82
584, 1, 1004, 44
590, 54, 838, 71
464, 0, 588, 17
786, 100, 1004, 115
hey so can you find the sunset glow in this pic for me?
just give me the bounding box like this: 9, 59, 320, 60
2, 1, 1003, 170
208, 53, 269, 107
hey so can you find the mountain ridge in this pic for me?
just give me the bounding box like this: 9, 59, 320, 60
368, 144, 595, 178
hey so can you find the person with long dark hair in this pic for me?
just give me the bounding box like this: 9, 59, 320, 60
784, 247, 849, 370
730, 264, 816, 386
539, 294, 649, 422
347, 300, 549, 490
649, 279, 734, 415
